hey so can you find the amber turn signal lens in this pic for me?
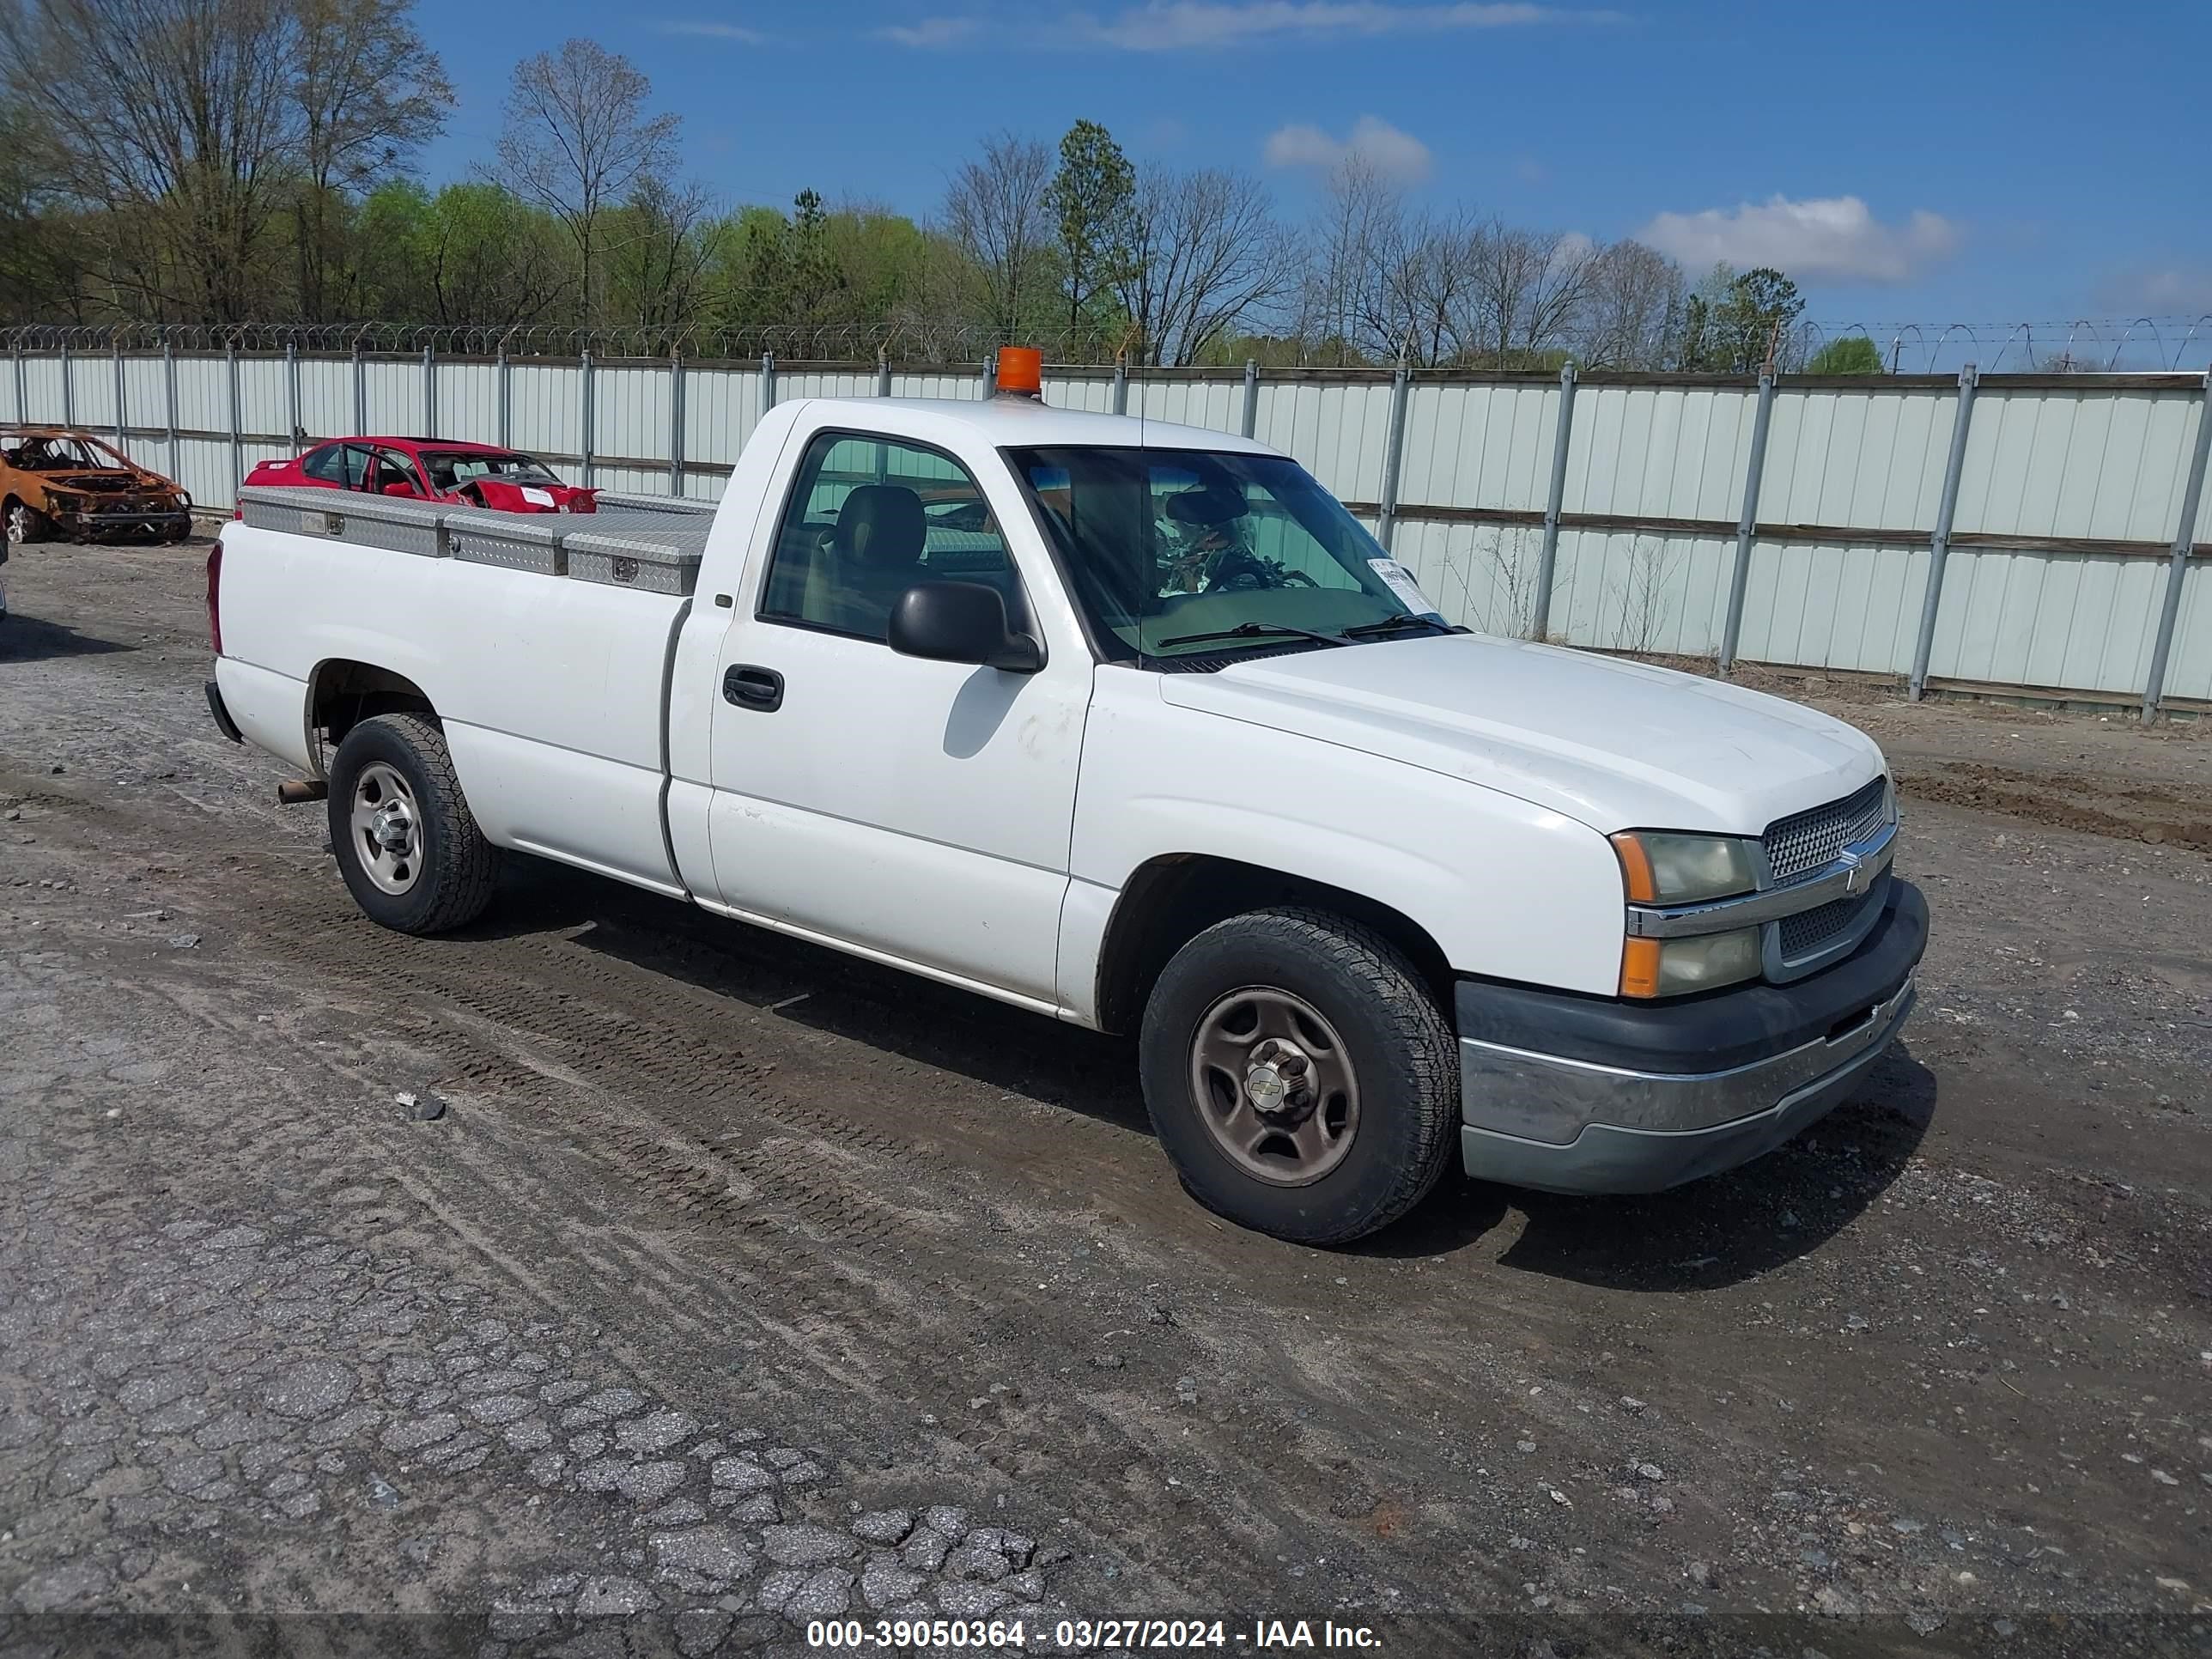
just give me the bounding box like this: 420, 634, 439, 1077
996, 345, 1042, 396
1610, 831, 1658, 903
1619, 936, 1663, 998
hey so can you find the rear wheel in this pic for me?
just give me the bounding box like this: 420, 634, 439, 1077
1138, 908, 1459, 1245
326, 713, 497, 934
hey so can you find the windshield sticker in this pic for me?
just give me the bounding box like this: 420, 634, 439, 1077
1369, 557, 1439, 617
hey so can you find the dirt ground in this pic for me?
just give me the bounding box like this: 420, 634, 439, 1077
2, 538, 2208, 1659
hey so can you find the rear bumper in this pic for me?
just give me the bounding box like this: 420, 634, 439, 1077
204, 678, 244, 744
1455, 880, 1927, 1194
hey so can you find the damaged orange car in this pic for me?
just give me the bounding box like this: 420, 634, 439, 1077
2, 426, 193, 545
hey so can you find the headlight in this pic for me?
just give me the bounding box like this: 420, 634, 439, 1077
1609, 830, 1758, 904
1620, 927, 1764, 998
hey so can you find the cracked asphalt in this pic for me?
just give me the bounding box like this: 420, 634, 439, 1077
1, 537, 2209, 1659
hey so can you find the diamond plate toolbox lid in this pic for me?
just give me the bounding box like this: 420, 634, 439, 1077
444, 507, 565, 576
562, 524, 708, 596
236, 485, 448, 556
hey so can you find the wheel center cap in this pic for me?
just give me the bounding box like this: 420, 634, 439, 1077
1244, 1063, 1288, 1112
372, 803, 412, 851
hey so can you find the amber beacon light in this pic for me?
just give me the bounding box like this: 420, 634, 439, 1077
995, 345, 1043, 398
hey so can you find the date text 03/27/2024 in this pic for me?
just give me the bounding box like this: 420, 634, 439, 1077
804, 1618, 1386, 1650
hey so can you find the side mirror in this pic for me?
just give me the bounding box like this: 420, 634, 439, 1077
381, 480, 418, 499
888, 581, 1044, 673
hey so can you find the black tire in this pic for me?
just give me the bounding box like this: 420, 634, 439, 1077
326, 713, 497, 934
1138, 907, 1458, 1245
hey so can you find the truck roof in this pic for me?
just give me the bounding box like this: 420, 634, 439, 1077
793, 396, 1283, 458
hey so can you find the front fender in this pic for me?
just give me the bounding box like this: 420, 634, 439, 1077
1069, 672, 1626, 1000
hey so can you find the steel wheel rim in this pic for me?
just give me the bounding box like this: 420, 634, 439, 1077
349, 762, 422, 895
1188, 986, 1360, 1187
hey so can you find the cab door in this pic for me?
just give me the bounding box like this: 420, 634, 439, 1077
702, 424, 1090, 1009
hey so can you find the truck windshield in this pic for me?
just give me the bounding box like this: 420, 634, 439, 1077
1006, 446, 1439, 663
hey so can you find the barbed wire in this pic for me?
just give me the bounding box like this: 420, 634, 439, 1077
4, 315, 2210, 372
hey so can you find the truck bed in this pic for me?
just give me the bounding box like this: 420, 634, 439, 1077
222, 486, 725, 897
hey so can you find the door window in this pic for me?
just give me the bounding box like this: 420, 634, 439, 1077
301, 443, 372, 488
760, 432, 1016, 643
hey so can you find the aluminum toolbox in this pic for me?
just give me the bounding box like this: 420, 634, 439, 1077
563, 523, 709, 596
444, 507, 565, 576
594, 490, 715, 517
236, 485, 448, 556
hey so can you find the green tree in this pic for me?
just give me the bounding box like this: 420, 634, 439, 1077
1677, 263, 1806, 373
1048, 119, 1134, 351
1805, 336, 1885, 374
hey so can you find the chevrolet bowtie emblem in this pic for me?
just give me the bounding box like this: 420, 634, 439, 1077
1839, 849, 1869, 896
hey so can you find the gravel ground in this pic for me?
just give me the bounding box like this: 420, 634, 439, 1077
1, 538, 2208, 1659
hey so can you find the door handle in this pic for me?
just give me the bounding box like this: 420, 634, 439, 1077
723, 664, 784, 711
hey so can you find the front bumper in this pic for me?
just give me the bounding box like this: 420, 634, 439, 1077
57, 506, 193, 540
1456, 880, 1927, 1194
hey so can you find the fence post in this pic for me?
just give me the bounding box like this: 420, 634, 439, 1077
162, 337, 179, 482
112, 339, 126, 453
1907, 364, 1981, 701
2141, 368, 2212, 720
981, 356, 996, 398
760, 352, 775, 416
1529, 360, 1580, 642
421, 344, 435, 436
877, 349, 891, 398
580, 349, 595, 488
1376, 358, 1413, 553
495, 345, 510, 447
669, 345, 685, 496
284, 340, 301, 446
1717, 368, 1779, 673
60, 339, 74, 428
1241, 359, 1260, 439
9, 336, 22, 423
1112, 357, 1127, 416
225, 342, 242, 502
352, 340, 366, 434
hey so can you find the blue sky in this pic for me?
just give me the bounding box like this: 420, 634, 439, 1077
417, 1, 2211, 364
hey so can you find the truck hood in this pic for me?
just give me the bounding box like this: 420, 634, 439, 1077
1158, 634, 1885, 836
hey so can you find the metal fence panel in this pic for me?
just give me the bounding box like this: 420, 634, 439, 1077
1735, 540, 1929, 676
1249, 378, 1395, 502
1931, 545, 2168, 694
297, 357, 351, 439
592, 363, 667, 468
1550, 527, 1738, 657
1557, 383, 1743, 520
1757, 387, 1954, 529
2170, 563, 2212, 702
362, 358, 418, 434
1955, 386, 2198, 542
682, 366, 761, 472
507, 362, 580, 459
437, 361, 499, 444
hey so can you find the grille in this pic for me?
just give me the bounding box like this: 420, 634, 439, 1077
1777, 873, 1887, 962
1764, 776, 1889, 884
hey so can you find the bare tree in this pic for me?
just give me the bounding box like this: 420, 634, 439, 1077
605, 176, 723, 342
1297, 157, 1401, 364
1465, 221, 1599, 368
290, 0, 453, 320
1573, 239, 1685, 369
943, 131, 1055, 345
496, 38, 679, 327
1118, 165, 1291, 365
1, 0, 303, 319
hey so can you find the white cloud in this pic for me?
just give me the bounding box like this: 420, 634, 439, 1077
1636, 195, 1958, 284
877, 15, 982, 46
651, 18, 770, 42
1265, 115, 1431, 183
1073, 1, 1617, 50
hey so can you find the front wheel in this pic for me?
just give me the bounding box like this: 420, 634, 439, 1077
326, 713, 498, 934
1139, 908, 1459, 1245
6, 501, 52, 545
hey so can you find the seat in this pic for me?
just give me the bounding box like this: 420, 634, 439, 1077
802, 483, 927, 639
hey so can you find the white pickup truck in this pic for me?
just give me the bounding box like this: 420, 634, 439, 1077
206, 375, 1925, 1244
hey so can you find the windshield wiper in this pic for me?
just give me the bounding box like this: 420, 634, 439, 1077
1152, 620, 1353, 651
1340, 612, 1458, 640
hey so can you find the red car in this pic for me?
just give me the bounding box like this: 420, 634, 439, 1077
245, 437, 598, 514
